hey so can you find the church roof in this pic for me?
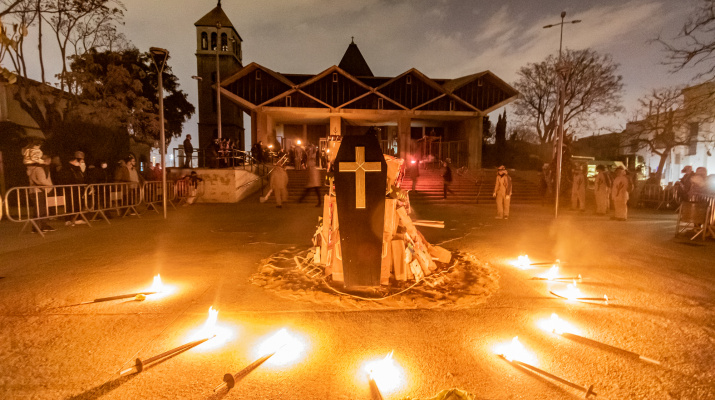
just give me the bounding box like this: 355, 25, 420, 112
338, 40, 373, 77
195, 2, 235, 29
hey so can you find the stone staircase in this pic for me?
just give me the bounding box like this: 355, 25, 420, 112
284, 167, 542, 205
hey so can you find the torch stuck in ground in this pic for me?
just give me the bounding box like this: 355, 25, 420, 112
496, 337, 596, 398
73, 274, 166, 305
214, 351, 278, 391
499, 354, 597, 398
119, 336, 215, 376
368, 375, 384, 400
541, 313, 660, 365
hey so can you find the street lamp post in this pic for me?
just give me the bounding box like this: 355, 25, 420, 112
215, 22, 222, 140
150, 47, 169, 220
544, 11, 581, 218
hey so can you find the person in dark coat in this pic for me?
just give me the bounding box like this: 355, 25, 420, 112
183, 134, 194, 168
442, 158, 454, 199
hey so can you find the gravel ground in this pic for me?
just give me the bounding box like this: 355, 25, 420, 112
0, 200, 713, 400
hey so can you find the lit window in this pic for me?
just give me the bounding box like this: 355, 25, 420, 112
211, 32, 217, 50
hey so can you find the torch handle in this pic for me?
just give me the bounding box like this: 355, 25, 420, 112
368, 377, 385, 400
143, 336, 213, 365
512, 359, 594, 395
214, 352, 277, 392
92, 291, 157, 303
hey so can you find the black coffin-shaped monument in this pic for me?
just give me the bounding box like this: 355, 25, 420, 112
334, 135, 387, 287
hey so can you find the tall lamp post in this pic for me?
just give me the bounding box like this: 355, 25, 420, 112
150, 47, 169, 220
543, 11, 581, 218
215, 22, 223, 140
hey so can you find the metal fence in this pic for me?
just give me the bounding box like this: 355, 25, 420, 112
142, 181, 176, 214
84, 182, 144, 222
4, 184, 92, 237
174, 179, 205, 206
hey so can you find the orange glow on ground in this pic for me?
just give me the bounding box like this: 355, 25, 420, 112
252, 328, 308, 368
361, 351, 405, 394
537, 313, 581, 335
510, 255, 533, 270
494, 336, 539, 366
145, 274, 178, 300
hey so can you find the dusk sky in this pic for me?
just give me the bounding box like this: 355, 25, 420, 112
18, 0, 708, 148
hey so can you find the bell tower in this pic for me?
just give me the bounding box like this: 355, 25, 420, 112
194, 0, 244, 158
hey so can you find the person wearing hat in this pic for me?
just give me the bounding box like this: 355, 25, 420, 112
571, 166, 587, 212
594, 164, 611, 215
678, 165, 695, 201
493, 165, 512, 219
60, 151, 87, 225
611, 166, 630, 221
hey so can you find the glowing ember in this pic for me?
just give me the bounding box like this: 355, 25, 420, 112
541, 265, 560, 280
511, 255, 532, 269
184, 307, 235, 351
538, 313, 581, 335
563, 283, 583, 300
254, 328, 306, 367
363, 351, 404, 393
494, 336, 538, 365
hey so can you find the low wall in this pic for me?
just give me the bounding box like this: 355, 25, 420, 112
168, 168, 263, 203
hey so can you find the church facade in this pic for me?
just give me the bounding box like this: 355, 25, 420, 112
196, 2, 518, 170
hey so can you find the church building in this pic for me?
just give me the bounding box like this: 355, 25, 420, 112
195, 2, 518, 170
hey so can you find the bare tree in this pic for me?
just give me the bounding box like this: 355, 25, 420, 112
659, 0, 715, 81
0, 0, 23, 17
513, 48, 624, 146
624, 86, 715, 181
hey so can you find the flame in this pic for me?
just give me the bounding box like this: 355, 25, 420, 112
494, 336, 538, 365
563, 283, 583, 300
537, 313, 580, 335
511, 255, 532, 270
541, 265, 560, 280
184, 306, 235, 351
254, 328, 306, 367
145, 274, 176, 300
150, 274, 163, 292
363, 351, 404, 393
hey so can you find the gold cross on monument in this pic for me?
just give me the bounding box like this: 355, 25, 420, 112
339, 146, 382, 209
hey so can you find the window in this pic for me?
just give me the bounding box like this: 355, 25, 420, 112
201, 32, 208, 50
406, 75, 412, 85
332, 72, 338, 83
221, 33, 228, 51
688, 122, 698, 155
286, 96, 292, 107
477, 78, 483, 87
210, 32, 217, 50
255, 70, 261, 80
449, 100, 455, 111
377, 98, 384, 109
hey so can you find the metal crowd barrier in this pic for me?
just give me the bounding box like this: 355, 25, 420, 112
689, 193, 715, 240
174, 179, 205, 206
84, 182, 144, 223
638, 184, 663, 208
4, 184, 91, 237
143, 181, 177, 213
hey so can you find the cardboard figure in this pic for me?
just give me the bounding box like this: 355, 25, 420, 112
334, 135, 387, 287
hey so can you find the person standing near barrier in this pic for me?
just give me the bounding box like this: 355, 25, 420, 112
27, 155, 56, 232
571, 166, 586, 212
183, 134, 193, 168
60, 151, 87, 226
115, 156, 144, 214
611, 166, 630, 221
493, 165, 512, 219
594, 164, 611, 215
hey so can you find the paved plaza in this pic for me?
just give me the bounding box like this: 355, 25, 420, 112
0, 201, 713, 399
